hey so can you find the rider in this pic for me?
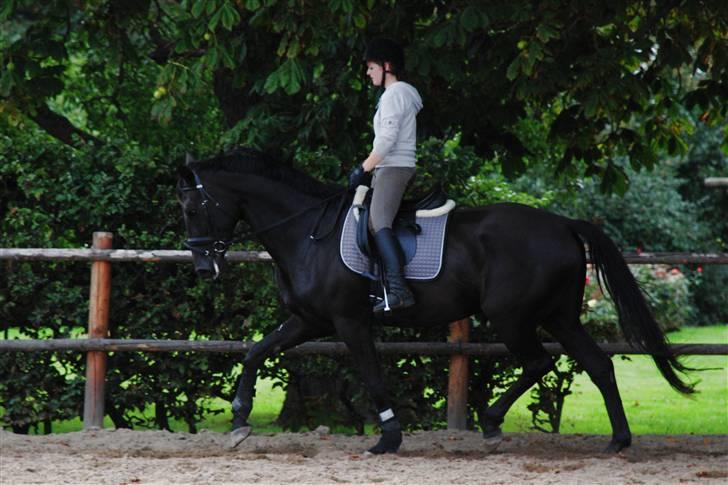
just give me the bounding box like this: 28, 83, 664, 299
349, 38, 423, 313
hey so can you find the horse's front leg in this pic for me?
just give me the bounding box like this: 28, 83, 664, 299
230, 314, 329, 448
334, 317, 402, 454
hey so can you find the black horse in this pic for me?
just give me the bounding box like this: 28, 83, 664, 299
177, 148, 693, 454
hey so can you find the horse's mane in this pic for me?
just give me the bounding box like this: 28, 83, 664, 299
190, 148, 343, 198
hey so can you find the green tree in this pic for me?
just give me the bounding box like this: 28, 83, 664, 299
2, 0, 726, 183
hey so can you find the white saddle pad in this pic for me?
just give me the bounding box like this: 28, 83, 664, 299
339, 205, 452, 280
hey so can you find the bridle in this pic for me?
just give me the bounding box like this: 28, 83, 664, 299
180, 171, 238, 266
181, 169, 349, 270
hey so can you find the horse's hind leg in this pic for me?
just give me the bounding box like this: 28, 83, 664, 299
545, 317, 632, 452
480, 323, 555, 440
230, 314, 330, 447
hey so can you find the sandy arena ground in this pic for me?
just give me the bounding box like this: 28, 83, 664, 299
1, 428, 726, 484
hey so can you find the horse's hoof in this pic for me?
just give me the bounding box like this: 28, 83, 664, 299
366, 431, 402, 455
483, 429, 503, 452
603, 437, 631, 453
366, 442, 401, 455
482, 426, 502, 440
229, 426, 252, 449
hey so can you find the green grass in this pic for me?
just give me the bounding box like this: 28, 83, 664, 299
502, 325, 728, 435
39, 377, 287, 435
21, 325, 728, 435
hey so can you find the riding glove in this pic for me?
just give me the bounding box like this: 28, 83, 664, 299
348, 166, 372, 190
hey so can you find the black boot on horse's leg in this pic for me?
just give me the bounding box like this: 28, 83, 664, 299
368, 409, 403, 454
372, 228, 414, 313
230, 370, 255, 447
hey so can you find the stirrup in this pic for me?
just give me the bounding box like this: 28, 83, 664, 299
373, 290, 414, 314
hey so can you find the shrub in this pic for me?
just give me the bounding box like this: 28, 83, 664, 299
676, 123, 728, 325
0, 123, 280, 433
0, 129, 558, 435
582, 264, 696, 334
689, 265, 728, 326
558, 162, 710, 253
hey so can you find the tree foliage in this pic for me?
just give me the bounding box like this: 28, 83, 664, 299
2, 0, 726, 184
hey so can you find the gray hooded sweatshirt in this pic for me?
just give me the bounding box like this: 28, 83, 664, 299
371, 81, 423, 168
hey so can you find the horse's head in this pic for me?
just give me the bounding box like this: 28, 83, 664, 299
177, 164, 238, 280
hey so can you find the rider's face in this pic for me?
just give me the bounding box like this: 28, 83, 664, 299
366, 61, 385, 86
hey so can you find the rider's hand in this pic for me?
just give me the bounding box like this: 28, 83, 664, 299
348, 166, 372, 190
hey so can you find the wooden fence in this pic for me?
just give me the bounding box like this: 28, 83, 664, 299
704, 177, 728, 187
1, 232, 727, 431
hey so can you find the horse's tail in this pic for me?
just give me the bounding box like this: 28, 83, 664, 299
569, 220, 695, 394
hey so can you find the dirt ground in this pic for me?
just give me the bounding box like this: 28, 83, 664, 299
1, 428, 726, 484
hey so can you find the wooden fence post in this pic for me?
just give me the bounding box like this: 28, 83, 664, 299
447, 318, 470, 430
83, 231, 113, 429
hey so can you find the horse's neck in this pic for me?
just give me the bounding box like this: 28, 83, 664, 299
240, 184, 334, 264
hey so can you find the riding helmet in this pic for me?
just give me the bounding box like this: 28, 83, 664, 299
365, 38, 405, 75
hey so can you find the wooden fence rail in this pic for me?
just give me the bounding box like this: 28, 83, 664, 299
704, 177, 728, 187
2, 248, 728, 264
1, 236, 726, 431
3, 338, 725, 356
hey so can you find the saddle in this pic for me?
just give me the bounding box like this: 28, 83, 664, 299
341, 185, 455, 281
354, 186, 448, 263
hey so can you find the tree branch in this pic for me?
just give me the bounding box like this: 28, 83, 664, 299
29, 104, 101, 148
213, 68, 259, 128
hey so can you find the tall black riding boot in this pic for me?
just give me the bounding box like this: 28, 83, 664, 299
373, 228, 415, 313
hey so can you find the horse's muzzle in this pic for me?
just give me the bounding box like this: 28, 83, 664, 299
192, 253, 227, 280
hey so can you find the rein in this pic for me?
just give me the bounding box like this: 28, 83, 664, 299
236, 188, 348, 242
182, 170, 348, 258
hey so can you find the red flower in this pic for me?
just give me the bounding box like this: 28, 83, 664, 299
697, 266, 703, 273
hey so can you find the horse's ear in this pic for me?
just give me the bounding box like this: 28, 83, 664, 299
178, 165, 195, 186
185, 152, 196, 166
